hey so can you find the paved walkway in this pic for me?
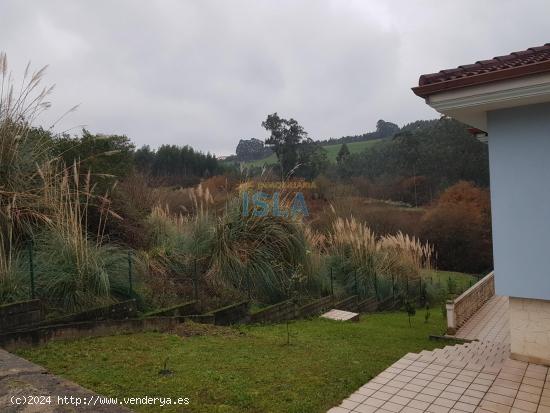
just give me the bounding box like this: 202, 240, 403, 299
0, 349, 130, 412
328, 296, 550, 413
329, 351, 550, 413
455, 296, 510, 345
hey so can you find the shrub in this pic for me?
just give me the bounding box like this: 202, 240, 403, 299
423, 282, 448, 307
421, 181, 492, 273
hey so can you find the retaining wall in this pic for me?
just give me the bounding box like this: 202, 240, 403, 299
0, 300, 43, 332
333, 295, 359, 312
0, 317, 182, 351
209, 301, 250, 325
144, 301, 199, 317
297, 296, 333, 318
39, 300, 137, 327
249, 300, 296, 324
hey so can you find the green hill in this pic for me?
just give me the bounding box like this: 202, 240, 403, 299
240, 139, 383, 167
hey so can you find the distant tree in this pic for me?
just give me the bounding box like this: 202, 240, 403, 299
296, 139, 329, 180
341, 118, 489, 200
235, 138, 271, 161
53, 129, 135, 190
336, 143, 352, 179
317, 119, 401, 146
262, 113, 308, 177
134, 145, 155, 172
375, 120, 399, 138
133, 144, 219, 181
336, 143, 350, 164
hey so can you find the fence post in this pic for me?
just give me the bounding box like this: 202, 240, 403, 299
330, 267, 334, 297
354, 269, 358, 297
28, 240, 35, 299
127, 251, 133, 296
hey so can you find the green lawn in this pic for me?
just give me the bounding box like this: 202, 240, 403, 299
421, 270, 479, 294
242, 139, 383, 168
18, 310, 449, 413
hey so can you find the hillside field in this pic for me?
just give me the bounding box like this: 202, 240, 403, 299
233, 139, 384, 167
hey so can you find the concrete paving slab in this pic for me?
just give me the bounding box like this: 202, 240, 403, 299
321, 309, 360, 322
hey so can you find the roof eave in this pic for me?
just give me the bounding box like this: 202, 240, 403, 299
413, 60, 550, 99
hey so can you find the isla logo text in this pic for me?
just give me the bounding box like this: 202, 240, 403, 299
242, 191, 309, 217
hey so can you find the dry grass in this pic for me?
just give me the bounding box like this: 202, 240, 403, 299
0, 54, 56, 301
152, 182, 214, 216
380, 232, 434, 272
0, 53, 128, 308
328, 216, 433, 297
33, 162, 129, 311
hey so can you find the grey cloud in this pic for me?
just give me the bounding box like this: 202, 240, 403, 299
1, 0, 549, 154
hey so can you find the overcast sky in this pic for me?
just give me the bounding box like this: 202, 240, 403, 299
1, 1, 549, 155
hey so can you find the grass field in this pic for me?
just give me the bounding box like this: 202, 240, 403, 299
18, 310, 449, 413
242, 139, 383, 167
421, 270, 479, 293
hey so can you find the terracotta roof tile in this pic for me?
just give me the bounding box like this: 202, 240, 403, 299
413, 43, 550, 98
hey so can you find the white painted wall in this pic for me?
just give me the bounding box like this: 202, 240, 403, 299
487, 102, 550, 300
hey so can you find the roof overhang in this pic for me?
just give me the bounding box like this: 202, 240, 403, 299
421, 72, 550, 131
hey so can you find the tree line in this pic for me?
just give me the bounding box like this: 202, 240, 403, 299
27, 128, 221, 188
134, 144, 219, 179
335, 117, 489, 204
250, 114, 489, 205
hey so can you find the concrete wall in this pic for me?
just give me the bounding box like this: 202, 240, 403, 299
487, 102, 550, 300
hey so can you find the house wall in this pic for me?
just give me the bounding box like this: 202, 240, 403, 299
487, 102, 550, 301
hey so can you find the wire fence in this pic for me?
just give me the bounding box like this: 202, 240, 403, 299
11, 241, 474, 313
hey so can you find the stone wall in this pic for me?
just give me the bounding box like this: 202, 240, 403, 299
446, 272, 495, 335
0, 300, 43, 332
510, 297, 550, 366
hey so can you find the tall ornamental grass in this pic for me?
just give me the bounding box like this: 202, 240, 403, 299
328, 216, 433, 298
0, 53, 55, 303
141, 179, 326, 305
208, 199, 310, 302
138, 184, 216, 307
34, 163, 129, 311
